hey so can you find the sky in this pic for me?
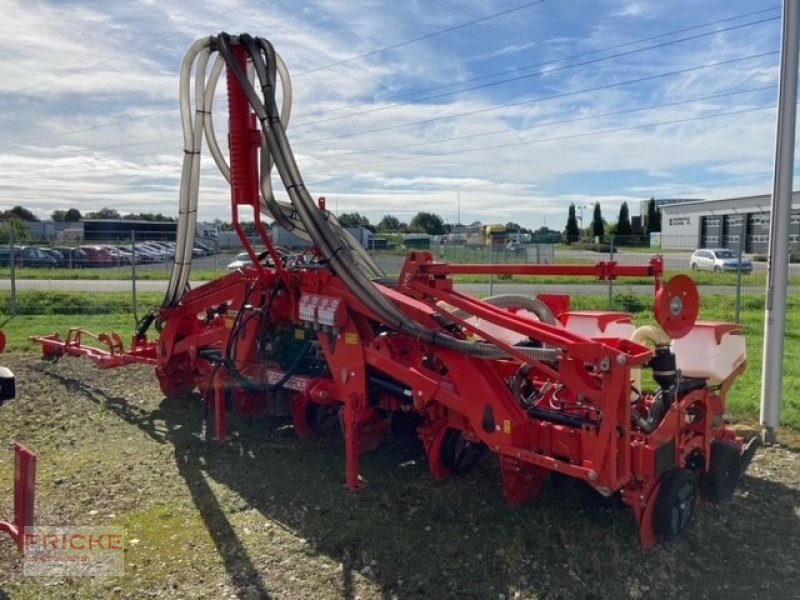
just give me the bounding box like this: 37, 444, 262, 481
0, 0, 788, 230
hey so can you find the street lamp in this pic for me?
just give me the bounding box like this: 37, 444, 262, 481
578, 204, 589, 227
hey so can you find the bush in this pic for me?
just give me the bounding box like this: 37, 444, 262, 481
571, 241, 612, 253
614, 292, 646, 313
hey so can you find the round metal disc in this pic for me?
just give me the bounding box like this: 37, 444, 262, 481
654, 275, 699, 339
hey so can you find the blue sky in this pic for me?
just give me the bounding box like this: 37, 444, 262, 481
0, 0, 787, 229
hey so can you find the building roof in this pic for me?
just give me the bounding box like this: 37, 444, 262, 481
660, 191, 800, 214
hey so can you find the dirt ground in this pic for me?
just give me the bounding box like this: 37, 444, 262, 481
0, 353, 798, 599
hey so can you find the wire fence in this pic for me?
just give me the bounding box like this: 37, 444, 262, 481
1, 232, 798, 326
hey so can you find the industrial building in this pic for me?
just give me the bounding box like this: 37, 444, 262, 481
658, 192, 800, 253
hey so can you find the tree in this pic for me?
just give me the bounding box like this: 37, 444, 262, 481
85, 208, 121, 220
645, 197, 662, 234
565, 203, 580, 243
337, 212, 374, 231
377, 215, 401, 231
505, 222, 530, 235
591, 202, 604, 240
409, 211, 445, 235
0, 217, 31, 244
51, 210, 67, 222
615, 201, 632, 241
64, 208, 82, 222
122, 212, 177, 222
1, 206, 39, 221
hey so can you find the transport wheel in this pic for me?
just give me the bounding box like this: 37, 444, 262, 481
440, 428, 486, 475
653, 468, 697, 542
713, 265, 721, 272
156, 372, 195, 400
306, 402, 340, 436
691, 263, 697, 271
699, 441, 741, 504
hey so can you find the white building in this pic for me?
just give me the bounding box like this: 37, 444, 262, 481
659, 192, 800, 252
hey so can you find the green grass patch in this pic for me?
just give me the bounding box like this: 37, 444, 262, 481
0, 291, 164, 315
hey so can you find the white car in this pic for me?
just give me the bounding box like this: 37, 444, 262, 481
226, 252, 252, 271
690, 248, 752, 273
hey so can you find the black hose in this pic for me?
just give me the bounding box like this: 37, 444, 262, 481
215, 33, 559, 365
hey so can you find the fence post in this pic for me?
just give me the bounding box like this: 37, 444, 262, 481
9, 231, 16, 317
608, 235, 615, 310
131, 230, 138, 323
488, 242, 494, 297
735, 237, 744, 324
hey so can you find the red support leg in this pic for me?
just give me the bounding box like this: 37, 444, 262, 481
1, 444, 36, 552
343, 397, 365, 490
500, 456, 548, 507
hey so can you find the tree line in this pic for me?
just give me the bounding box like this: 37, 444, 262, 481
564, 197, 661, 245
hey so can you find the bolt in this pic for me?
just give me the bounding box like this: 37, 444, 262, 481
588, 470, 598, 481
616, 354, 627, 365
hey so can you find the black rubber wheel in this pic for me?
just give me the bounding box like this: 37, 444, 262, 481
306, 402, 340, 437
440, 428, 486, 475
691, 263, 697, 271
699, 441, 741, 504
653, 468, 697, 541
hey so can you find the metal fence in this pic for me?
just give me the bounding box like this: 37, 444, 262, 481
2, 232, 798, 325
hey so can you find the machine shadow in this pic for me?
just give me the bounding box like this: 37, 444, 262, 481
37, 369, 800, 599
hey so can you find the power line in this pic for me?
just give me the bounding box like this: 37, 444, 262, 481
308, 105, 776, 176
292, 15, 778, 130
300, 51, 779, 145
3, 8, 778, 148
326, 85, 776, 158
294, 0, 546, 76
297, 6, 781, 120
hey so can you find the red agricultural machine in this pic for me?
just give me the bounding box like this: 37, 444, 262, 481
31, 33, 758, 548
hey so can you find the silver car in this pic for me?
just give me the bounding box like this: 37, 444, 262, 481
690, 248, 752, 273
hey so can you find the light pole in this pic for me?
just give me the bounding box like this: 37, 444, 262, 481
578, 204, 589, 228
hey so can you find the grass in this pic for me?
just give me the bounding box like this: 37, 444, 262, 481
2, 289, 797, 428
0, 356, 798, 599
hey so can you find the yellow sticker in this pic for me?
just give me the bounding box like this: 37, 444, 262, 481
344, 332, 359, 345
503, 420, 511, 434
294, 328, 305, 340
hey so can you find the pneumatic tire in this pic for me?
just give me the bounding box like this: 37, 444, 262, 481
699, 441, 741, 504
653, 468, 697, 542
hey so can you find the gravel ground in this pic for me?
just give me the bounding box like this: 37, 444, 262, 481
0, 353, 798, 599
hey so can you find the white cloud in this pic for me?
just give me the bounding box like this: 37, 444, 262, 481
0, 0, 786, 229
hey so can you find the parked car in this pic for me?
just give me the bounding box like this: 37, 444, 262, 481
80, 246, 116, 268
0, 246, 57, 268
41, 247, 65, 267
226, 252, 252, 271
690, 248, 752, 273
54, 247, 88, 268
133, 243, 161, 262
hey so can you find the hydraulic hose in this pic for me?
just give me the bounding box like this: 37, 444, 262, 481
214, 33, 558, 364
165, 33, 557, 364
448, 294, 557, 325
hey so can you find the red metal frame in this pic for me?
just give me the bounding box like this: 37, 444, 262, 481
1, 444, 36, 552
28, 36, 751, 548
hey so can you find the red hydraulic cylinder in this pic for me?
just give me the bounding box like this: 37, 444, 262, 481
227, 44, 259, 210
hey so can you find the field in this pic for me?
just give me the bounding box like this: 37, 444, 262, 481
0, 355, 798, 599
0, 276, 798, 598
